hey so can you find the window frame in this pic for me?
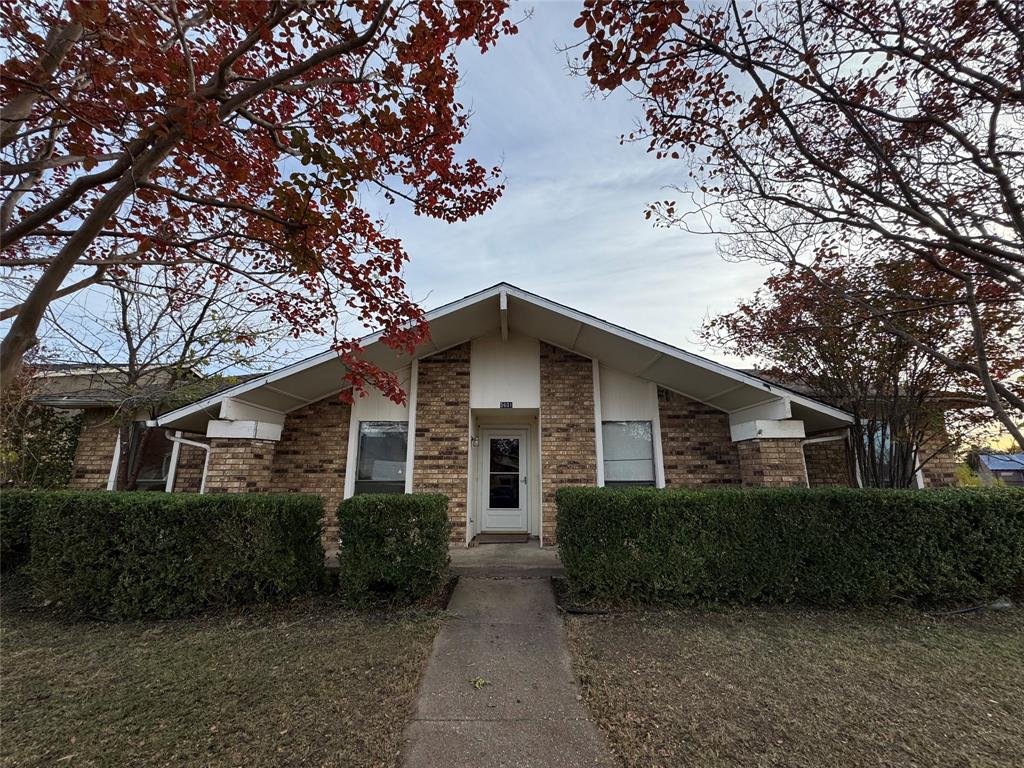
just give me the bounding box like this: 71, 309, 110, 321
353, 420, 409, 496
601, 419, 656, 488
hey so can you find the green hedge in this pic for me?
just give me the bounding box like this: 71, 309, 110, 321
1, 489, 40, 571
337, 494, 450, 604
24, 491, 324, 619
556, 487, 1024, 606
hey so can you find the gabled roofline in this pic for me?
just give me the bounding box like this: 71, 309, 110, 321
156, 284, 512, 426
495, 283, 853, 423
157, 282, 853, 427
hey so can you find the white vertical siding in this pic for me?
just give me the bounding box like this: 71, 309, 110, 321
343, 366, 412, 499
599, 364, 658, 421
470, 331, 540, 409
351, 366, 412, 421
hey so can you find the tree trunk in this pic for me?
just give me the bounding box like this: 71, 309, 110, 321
0, 22, 83, 148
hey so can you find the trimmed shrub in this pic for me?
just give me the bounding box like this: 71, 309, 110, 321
337, 494, 450, 604
26, 491, 324, 619
556, 486, 1024, 606
1, 489, 41, 571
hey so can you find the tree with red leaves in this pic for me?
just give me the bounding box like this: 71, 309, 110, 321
574, 0, 1024, 448
1, 0, 517, 400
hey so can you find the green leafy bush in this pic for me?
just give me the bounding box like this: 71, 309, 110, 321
337, 494, 450, 604
1, 489, 43, 571
556, 486, 1024, 606
25, 491, 324, 619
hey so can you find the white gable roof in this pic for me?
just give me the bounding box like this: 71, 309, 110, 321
157, 282, 852, 433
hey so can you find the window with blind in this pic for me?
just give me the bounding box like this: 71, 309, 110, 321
602, 420, 655, 487
354, 421, 408, 495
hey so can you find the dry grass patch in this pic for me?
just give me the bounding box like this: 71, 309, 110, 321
1, 575, 441, 768
566, 606, 1024, 768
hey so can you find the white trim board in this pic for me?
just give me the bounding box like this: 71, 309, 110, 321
157, 282, 854, 429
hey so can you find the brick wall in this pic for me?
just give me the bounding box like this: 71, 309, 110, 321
69, 408, 118, 489
173, 441, 207, 492
736, 438, 808, 487
269, 396, 350, 547
540, 343, 597, 544
657, 387, 741, 487
803, 432, 853, 487
918, 433, 959, 488
204, 438, 276, 493
413, 343, 471, 542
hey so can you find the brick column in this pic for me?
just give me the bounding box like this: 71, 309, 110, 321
204, 438, 276, 493
413, 343, 471, 542
803, 434, 853, 487
917, 432, 959, 487
540, 343, 597, 545
69, 408, 119, 489
173, 442, 208, 492
736, 438, 808, 487
268, 396, 350, 549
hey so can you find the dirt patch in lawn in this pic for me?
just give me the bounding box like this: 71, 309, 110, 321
1, 575, 442, 768
565, 606, 1024, 768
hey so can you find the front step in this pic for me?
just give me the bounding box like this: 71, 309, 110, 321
472, 533, 530, 545
449, 541, 564, 579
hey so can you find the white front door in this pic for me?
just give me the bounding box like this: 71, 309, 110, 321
479, 429, 529, 532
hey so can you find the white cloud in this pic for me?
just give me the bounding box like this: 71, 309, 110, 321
373, 2, 769, 365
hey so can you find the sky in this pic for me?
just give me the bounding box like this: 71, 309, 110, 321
363, 1, 771, 365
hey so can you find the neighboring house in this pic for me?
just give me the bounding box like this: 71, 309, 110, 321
63, 284, 960, 548
31, 364, 192, 490
976, 453, 1024, 487
32, 364, 251, 491
741, 369, 963, 490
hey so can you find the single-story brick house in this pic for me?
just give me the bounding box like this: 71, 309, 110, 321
67, 283, 958, 547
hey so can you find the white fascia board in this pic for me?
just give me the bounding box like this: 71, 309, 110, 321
157, 284, 511, 428
728, 398, 792, 425
158, 281, 853, 429
206, 419, 283, 441
219, 397, 286, 425
730, 419, 806, 442
498, 285, 853, 424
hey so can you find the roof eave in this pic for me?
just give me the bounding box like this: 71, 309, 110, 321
157, 281, 853, 429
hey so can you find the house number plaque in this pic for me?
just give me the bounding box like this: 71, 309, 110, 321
499, 401, 513, 409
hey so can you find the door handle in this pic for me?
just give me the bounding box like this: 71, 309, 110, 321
522, 476, 527, 484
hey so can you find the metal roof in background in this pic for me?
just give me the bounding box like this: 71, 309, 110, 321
980, 453, 1024, 472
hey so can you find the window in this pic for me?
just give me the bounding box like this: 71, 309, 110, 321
354, 421, 408, 495
602, 421, 655, 487
862, 423, 896, 486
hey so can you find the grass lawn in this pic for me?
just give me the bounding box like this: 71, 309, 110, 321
1, 575, 442, 768
566, 606, 1024, 768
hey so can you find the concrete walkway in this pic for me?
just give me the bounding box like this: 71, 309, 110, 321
401, 575, 615, 768
449, 542, 564, 578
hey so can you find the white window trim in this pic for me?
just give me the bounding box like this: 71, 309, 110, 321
592, 359, 605, 487
404, 360, 419, 494
600, 419, 658, 487
650, 382, 665, 489
343, 404, 360, 499
347, 419, 410, 496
